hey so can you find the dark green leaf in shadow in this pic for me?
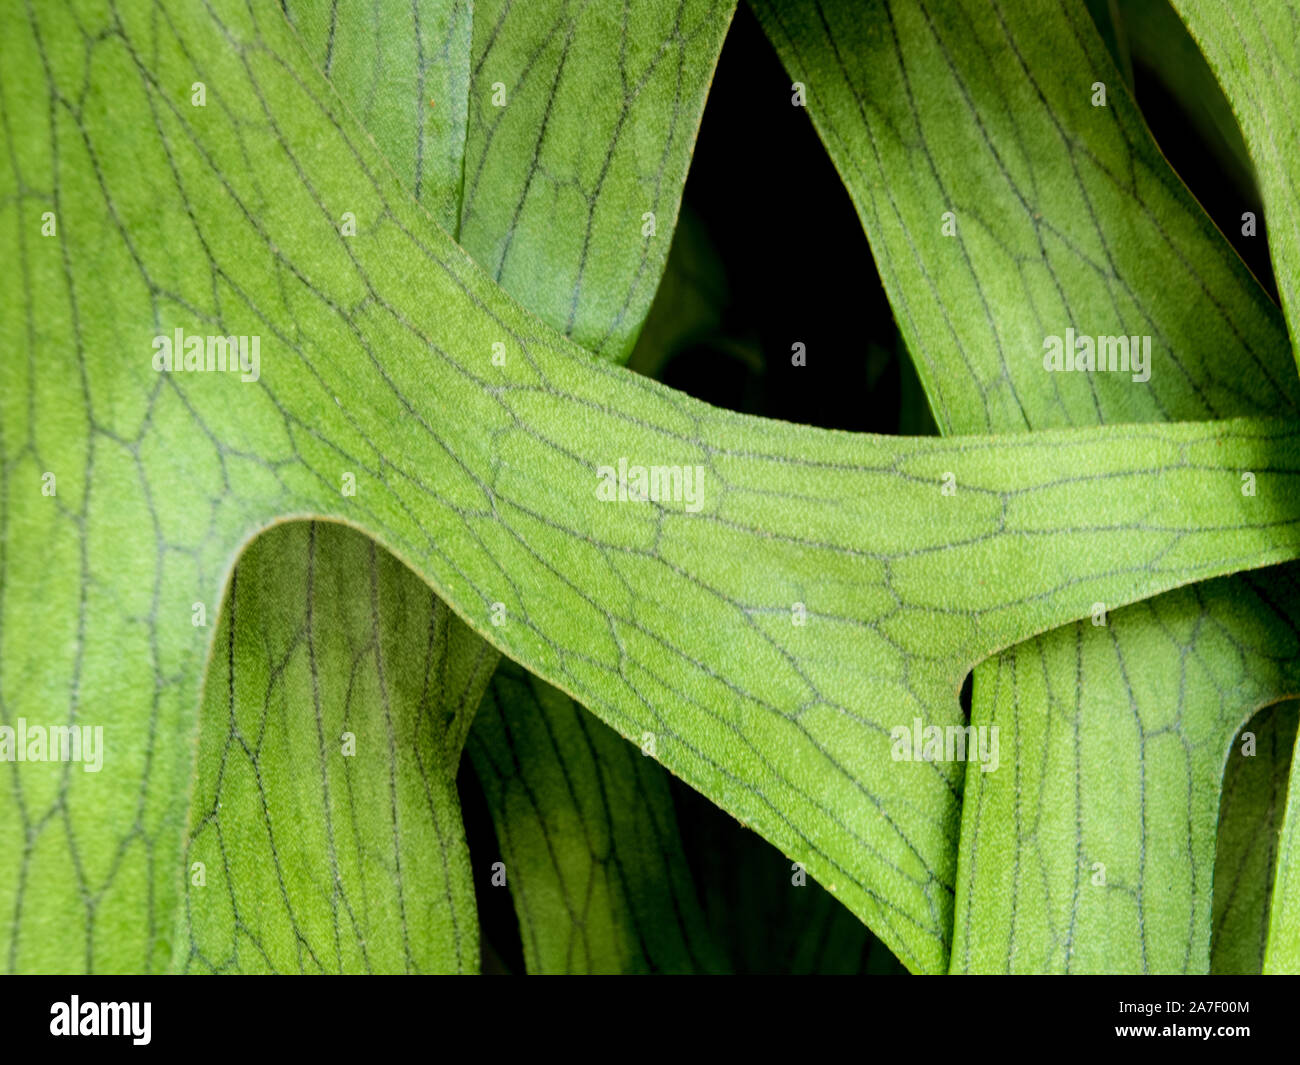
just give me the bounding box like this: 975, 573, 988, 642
673, 775, 907, 973
1167, 0, 1300, 370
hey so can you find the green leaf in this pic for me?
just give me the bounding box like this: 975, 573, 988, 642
1111, 0, 1257, 217
467, 659, 725, 973
1168, 0, 1300, 368
179, 521, 490, 973
5, 0, 1300, 976
1211, 701, 1298, 974
751, 0, 1298, 433
457, 0, 736, 360
1265, 713, 1300, 971
678, 783, 908, 973
754, 0, 1300, 972
454, 0, 737, 969
952, 576, 1300, 972
286, 0, 737, 360
284, 0, 473, 234
272, 0, 735, 974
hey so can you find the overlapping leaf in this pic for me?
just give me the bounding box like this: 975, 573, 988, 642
1211, 701, 1297, 973
1265, 718, 1300, 972
952, 576, 1300, 972
287, 0, 736, 363
6, 0, 1300, 977
194, 0, 733, 974
1169, 0, 1300, 370
751, 0, 1297, 433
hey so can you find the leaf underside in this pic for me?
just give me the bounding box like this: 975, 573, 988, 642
181, 521, 487, 974
4, 0, 1300, 976
185, 0, 735, 974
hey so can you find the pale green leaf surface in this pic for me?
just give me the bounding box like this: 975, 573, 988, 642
281, 0, 733, 972
458, 0, 736, 359
1149, 1, 1300, 966
1265, 713, 1300, 972
284, 0, 473, 235
179, 521, 490, 973
952, 574, 1300, 972
187, 0, 493, 975
284, 0, 737, 363
1263, 702, 1300, 972
5, 0, 1300, 975
755, 0, 1300, 972
457, 1, 735, 970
